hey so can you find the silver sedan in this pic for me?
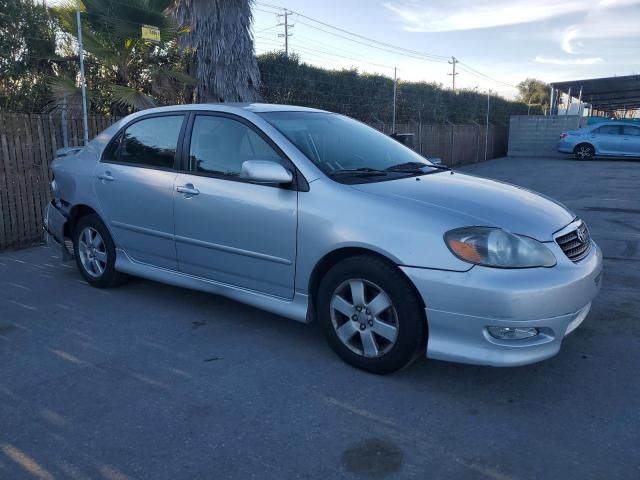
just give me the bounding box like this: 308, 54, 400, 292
45, 104, 603, 373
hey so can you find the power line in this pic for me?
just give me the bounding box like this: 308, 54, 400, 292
255, 2, 448, 63
457, 61, 517, 89
294, 20, 444, 64
254, 1, 519, 91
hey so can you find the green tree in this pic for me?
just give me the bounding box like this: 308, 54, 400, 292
257, 52, 533, 125
170, 0, 260, 102
53, 0, 193, 114
516, 78, 550, 108
0, 0, 60, 112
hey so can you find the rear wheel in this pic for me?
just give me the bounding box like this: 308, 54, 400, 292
73, 214, 127, 288
574, 143, 595, 160
317, 255, 426, 374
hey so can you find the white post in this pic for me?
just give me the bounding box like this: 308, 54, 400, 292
484, 91, 490, 161
565, 87, 572, 116
392, 67, 397, 133
76, 0, 89, 146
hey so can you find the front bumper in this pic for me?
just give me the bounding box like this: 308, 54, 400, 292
401, 241, 603, 366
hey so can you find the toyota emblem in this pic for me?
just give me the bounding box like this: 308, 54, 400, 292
576, 227, 586, 243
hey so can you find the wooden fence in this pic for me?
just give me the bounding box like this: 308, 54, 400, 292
378, 122, 507, 166
0, 113, 120, 250
0, 113, 507, 250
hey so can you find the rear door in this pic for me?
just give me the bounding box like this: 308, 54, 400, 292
173, 113, 298, 298
94, 114, 186, 270
621, 125, 640, 156
592, 124, 622, 155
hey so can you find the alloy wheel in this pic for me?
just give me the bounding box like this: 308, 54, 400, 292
576, 145, 593, 159
77, 226, 107, 278
329, 278, 399, 358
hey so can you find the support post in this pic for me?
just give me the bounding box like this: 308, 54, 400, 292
392, 67, 397, 133
565, 87, 572, 116
76, 0, 89, 146
484, 91, 490, 162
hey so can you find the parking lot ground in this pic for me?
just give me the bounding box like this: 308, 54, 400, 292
1, 156, 639, 480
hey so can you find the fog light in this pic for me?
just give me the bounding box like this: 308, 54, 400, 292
487, 326, 538, 340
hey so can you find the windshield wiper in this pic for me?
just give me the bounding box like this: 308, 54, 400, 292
385, 161, 450, 172
328, 168, 388, 177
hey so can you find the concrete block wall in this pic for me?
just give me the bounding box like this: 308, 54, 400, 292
508, 115, 587, 157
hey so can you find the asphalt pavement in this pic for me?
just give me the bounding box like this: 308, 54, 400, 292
1, 156, 639, 480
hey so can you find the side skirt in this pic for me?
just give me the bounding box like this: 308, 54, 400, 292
114, 249, 310, 323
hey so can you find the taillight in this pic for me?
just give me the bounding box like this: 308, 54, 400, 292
560, 132, 568, 139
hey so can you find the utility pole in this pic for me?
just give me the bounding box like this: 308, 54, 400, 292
448, 56, 458, 92
76, 0, 89, 145
278, 10, 293, 56
392, 67, 397, 133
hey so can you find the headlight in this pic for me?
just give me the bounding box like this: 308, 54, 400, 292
445, 227, 556, 268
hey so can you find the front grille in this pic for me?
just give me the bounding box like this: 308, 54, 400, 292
556, 221, 592, 262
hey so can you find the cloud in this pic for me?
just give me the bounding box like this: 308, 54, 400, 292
384, 0, 640, 32
561, 26, 581, 54
385, 0, 586, 32
561, 6, 640, 55
534, 56, 604, 65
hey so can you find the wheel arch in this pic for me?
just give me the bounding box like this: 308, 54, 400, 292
65, 204, 98, 238
307, 247, 427, 322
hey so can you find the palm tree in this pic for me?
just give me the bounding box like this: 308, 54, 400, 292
170, 0, 260, 102
52, 0, 193, 114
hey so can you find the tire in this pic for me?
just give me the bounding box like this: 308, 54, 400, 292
73, 213, 127, 288
574, 143, 595, 160
317, 255, 426, 374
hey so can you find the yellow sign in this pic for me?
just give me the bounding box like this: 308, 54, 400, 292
141, 24, 160, 43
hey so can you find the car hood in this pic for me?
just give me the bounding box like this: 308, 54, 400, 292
352, 171, 575, 241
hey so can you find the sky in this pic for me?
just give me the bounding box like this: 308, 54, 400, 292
252, 0, 640, 98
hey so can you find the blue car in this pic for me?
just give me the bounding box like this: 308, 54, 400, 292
558, 121, 640, 159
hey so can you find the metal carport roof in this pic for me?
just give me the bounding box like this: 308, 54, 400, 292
551, 74, 640, 110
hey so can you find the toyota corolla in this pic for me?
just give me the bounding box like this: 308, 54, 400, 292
45, 104, 603, 373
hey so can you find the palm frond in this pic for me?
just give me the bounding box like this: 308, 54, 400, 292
45, 76, 92, 114
110, 84, 156, 111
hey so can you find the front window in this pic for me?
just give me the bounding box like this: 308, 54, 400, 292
189, 115, 284, 177
258, 111, 439, 183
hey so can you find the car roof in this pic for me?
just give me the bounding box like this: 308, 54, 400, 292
132, 103, 328, 115
590, 121, 639, 126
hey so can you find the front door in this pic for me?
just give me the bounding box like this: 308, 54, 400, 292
94, 114, 185, 270
173, 113, 298, 299
621, 125, 640, 156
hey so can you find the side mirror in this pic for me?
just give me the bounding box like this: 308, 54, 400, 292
241, 160, 293, 185
427, 157, 443, 165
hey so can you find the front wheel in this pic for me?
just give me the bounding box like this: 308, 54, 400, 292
574, 143, 595, 160
73, 214, 127, 288
317, 255, 426, 374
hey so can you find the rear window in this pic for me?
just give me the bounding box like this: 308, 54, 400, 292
111, 115, 185, 169
595, 125, 621, 135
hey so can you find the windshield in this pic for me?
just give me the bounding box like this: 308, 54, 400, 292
257, 111, 438, 181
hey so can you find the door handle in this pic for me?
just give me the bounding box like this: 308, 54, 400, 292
176, 184, 200, 196
98, 171, 114, 182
